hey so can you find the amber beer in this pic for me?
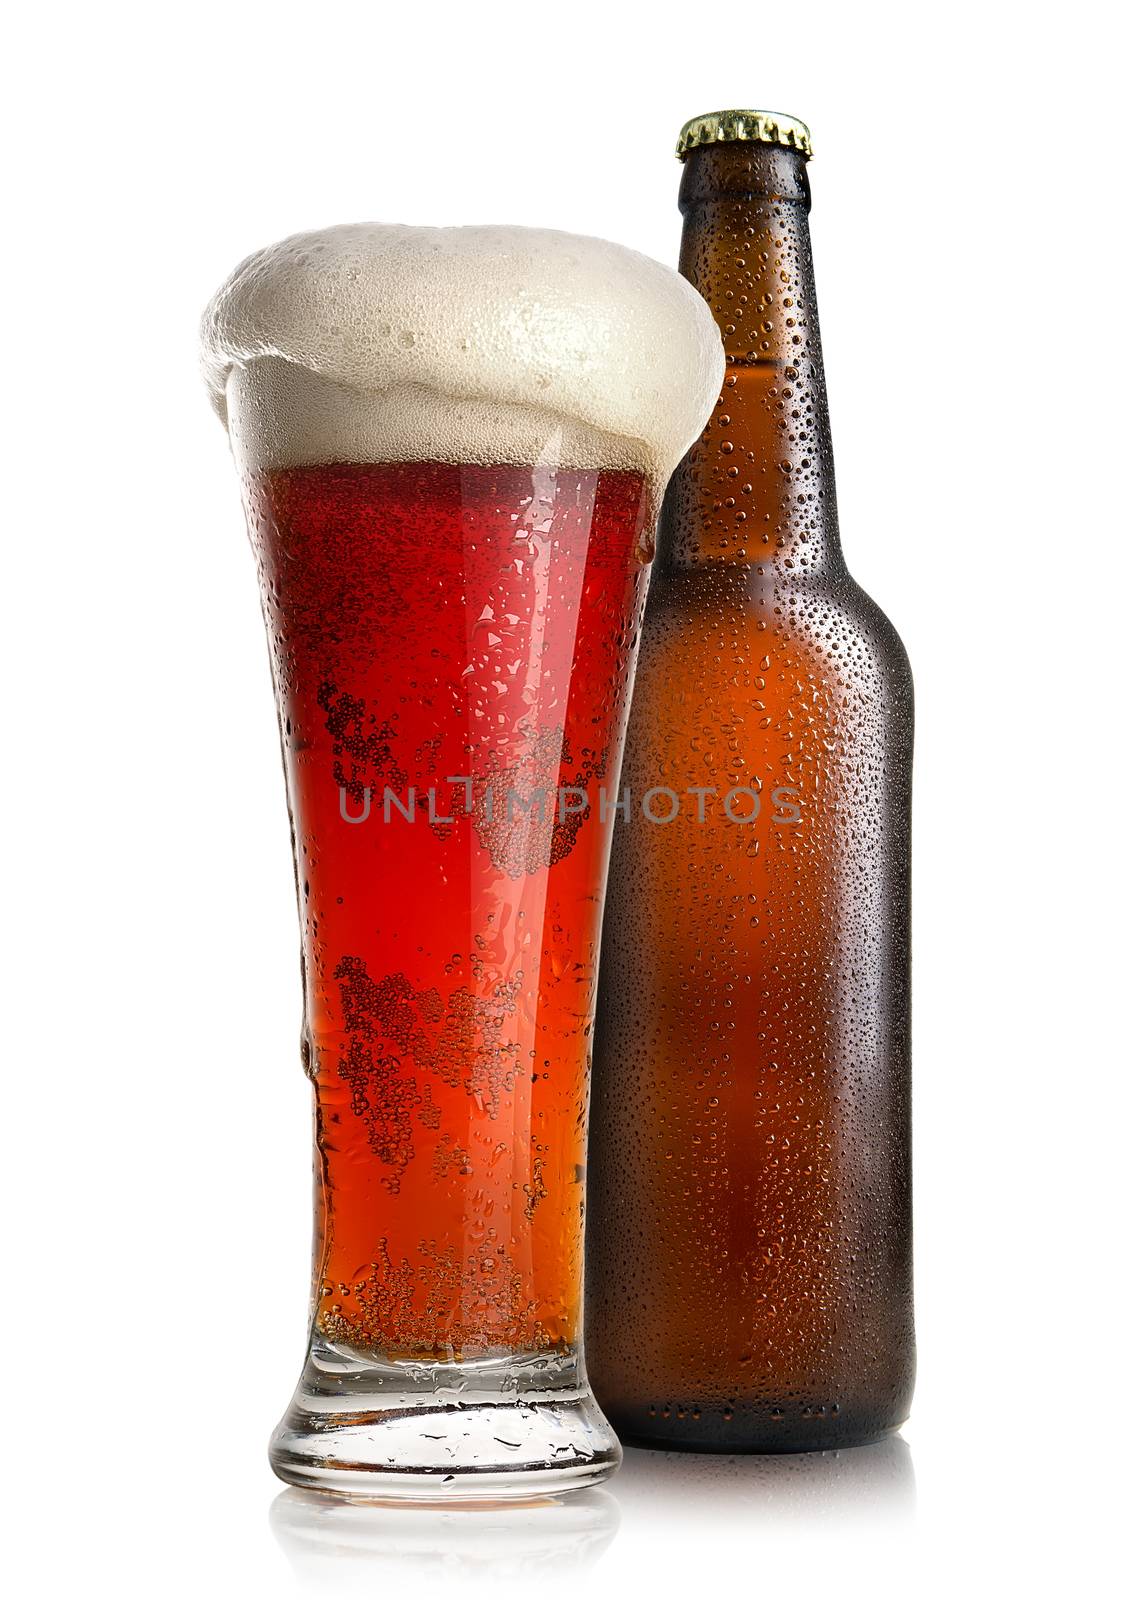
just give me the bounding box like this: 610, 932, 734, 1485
202, 223, 723, 1496
248, 457, 649, 1362
587, 112, 915, 1451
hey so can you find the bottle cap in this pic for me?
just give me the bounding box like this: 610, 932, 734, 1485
676, 109, 813, 161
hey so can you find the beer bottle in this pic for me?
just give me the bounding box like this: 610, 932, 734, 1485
586, 111, 914, 1452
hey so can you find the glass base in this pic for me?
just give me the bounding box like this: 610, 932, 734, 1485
269, 1336, 621, 1501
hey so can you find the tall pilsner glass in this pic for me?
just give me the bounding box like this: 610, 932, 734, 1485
202, 224, 723, 1498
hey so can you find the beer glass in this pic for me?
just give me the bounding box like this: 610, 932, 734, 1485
202, 223, 723, 1497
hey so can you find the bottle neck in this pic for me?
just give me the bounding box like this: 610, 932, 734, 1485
658, 142, 843, 577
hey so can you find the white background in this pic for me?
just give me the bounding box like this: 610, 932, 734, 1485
4, 1, 1128, 1595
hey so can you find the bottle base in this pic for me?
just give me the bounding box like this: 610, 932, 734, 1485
270, 1338, 622, 1501
601, 1399, 910, 1456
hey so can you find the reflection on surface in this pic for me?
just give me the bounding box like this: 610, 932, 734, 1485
270, 1485, 620, 1590
270, 1437, 913, 1590
612, 1434, 915, 1526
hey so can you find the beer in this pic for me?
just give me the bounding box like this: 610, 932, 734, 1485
202, 222, 723, 1495
586, 113, 915, 1452
247, 458, 648, 1359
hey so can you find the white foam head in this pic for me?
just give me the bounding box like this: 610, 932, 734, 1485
201, 224, 724, 504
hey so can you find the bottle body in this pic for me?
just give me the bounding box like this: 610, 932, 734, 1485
586, 132, 914, 1451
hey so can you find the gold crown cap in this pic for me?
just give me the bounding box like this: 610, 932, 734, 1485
676, 109, 813, 160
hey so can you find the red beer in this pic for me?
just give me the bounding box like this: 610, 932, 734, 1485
243, 458, 650, 1358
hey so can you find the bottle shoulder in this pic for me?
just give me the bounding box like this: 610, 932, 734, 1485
638, 568, 913, 703
838, 574, 913, 684
646, 564, 907, 635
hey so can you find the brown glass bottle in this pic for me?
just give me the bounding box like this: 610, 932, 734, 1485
585, 114, 914, 1452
